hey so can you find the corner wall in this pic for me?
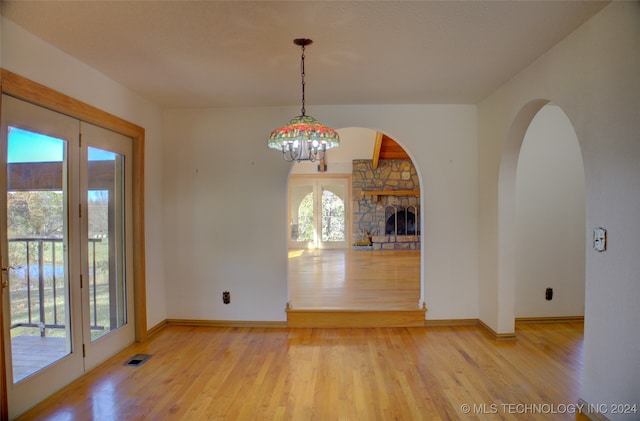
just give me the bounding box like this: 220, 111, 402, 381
477, 3, 640, 417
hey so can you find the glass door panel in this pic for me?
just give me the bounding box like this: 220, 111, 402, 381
320, 182, 346, 247
1, 94, 84, 419
289, 183, 314, 248
6, 128, 70, 382
87, 146, 127, 342
80, 123, 134, 372
289, 177, 349, 249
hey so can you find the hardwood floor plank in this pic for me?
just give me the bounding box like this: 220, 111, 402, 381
16, 322, 585, 420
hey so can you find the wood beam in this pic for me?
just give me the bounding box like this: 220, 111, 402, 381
372, 131, 383, 169
361, 189, 420, 203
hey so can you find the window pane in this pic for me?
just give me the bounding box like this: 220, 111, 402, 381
87, 147, 127, 341
321, 189, 345, 242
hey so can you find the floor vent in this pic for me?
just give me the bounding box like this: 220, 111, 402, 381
124, 354, 151, 367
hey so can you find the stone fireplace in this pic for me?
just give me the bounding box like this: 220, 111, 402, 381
352, 159, 420, 250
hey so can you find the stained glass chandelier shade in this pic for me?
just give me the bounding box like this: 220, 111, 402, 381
267, 39, 340, 162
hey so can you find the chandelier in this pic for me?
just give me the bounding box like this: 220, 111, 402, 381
267, 38, 340, 162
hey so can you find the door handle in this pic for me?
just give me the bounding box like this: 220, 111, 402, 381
1, 267, 11, 288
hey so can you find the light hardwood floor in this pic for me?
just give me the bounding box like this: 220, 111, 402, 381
288, 249, 421, 309
16, 250, 587, 419
17, 322, 585, 420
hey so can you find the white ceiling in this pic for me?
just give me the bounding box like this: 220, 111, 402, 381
1, 1, 609, 109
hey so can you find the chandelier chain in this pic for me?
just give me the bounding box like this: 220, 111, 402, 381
300, 44, 306, 116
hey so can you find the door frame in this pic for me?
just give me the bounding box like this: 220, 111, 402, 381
0, 69, 147, 419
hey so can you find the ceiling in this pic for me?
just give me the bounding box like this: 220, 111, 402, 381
1, 1, 608, 109
377, 134, 409, 161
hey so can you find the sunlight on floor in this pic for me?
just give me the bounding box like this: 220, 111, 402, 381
288, 249, 306, 259
288, 248, 420, 309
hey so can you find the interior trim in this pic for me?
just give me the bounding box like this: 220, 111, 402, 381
478, 320, 518, 342
166, 319, 288, 329
515, 316, 584, 325
424, 318, 478, 327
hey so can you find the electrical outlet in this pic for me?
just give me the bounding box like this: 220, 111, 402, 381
222, 291, 230, 304
545, 288, 553, 301
593, 227, 606, 252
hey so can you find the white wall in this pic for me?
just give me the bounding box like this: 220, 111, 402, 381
478, 3, 640, 418
1, 18, 168, 329
515, 104, 585, 318
163, 104, 478, 321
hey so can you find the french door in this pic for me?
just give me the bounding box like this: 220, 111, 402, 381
0, 95, 134, 418
288, 176, 349, 249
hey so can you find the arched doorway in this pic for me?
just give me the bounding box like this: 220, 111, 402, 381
498, 101, 585, 333
515, 104, 585, 319
287, 127, 423, 312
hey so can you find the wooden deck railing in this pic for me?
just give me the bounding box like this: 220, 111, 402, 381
8, 237, 104, 336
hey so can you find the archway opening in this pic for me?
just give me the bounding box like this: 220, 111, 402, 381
498, 101, 585, 334
515, 104, 585, 319
286, 127, 422, 310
